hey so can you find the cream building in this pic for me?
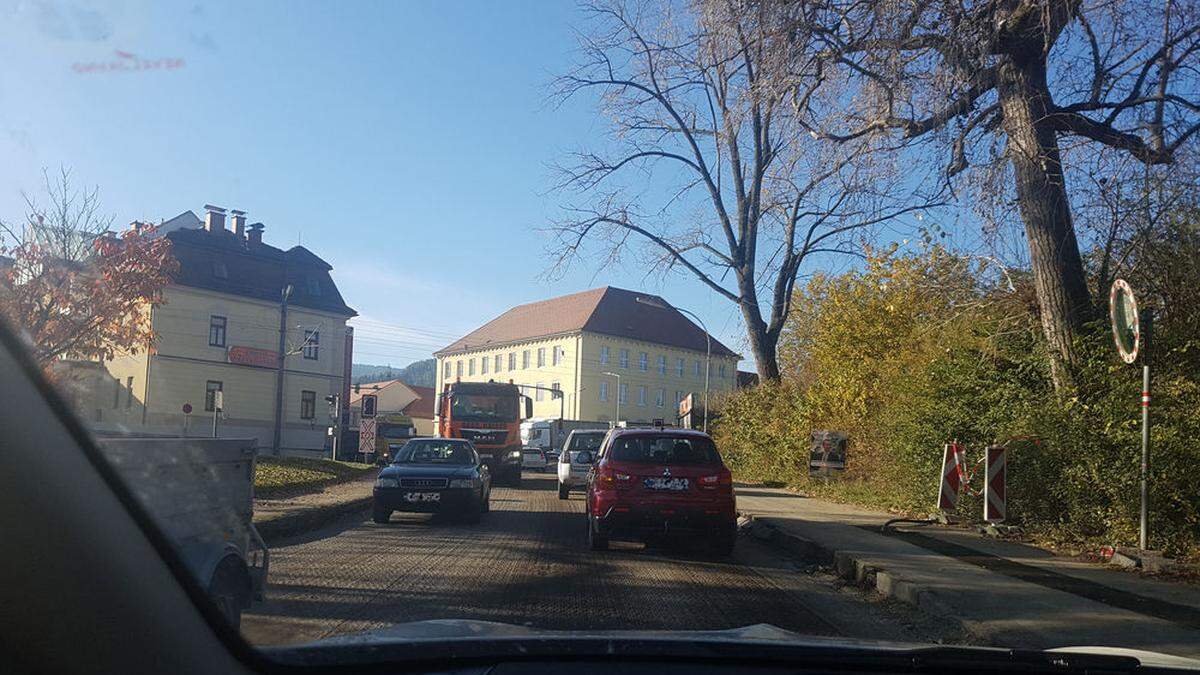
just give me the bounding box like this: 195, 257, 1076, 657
434, 287, 740, 424
82, 206, 356, 456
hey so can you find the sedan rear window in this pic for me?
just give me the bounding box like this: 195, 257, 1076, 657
608, 435, 721, 465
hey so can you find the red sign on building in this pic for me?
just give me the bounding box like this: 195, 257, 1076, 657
227, 346, 278, 368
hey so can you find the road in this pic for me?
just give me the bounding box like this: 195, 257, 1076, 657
242, 471, 955, 647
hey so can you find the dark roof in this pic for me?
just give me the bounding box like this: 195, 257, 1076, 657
736, 370, 760, 388
402, 386, 435, 419
435, 286, 737, 358
165, 226, 355, 316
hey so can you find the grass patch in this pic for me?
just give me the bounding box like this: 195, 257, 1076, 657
255, 457, 376, 499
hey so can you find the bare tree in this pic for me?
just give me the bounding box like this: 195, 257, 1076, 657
785, 0, 1200, 389
548, 0, 934, 380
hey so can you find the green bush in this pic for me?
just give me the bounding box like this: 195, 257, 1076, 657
715, 247, 1200, 557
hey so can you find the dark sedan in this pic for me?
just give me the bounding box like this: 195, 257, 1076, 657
372, 438, 491, 524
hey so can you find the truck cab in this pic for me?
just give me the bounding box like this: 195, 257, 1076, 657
436, 381, 532, 486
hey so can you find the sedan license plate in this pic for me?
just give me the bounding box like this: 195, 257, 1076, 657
478, 453, 493, 459
403, 492, 441, 503
644, 477, 689, 491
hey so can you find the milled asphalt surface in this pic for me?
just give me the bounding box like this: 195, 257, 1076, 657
242, 471, 957, 647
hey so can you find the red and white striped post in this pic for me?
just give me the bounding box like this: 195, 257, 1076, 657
937, 442, 966, 513
984, 445, 1006, 523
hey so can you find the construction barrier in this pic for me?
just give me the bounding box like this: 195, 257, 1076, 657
936, 440, 1009, 523
984, 444, 1007, 523
937, 442, 966, 512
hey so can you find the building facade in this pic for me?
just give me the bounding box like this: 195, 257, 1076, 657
433, 287, 739, 424
88, 205, 356, 456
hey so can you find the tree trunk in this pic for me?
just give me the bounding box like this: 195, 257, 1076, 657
997, 57, 1095, 390
739, 299, 781, 381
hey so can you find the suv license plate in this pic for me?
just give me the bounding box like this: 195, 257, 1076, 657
644, 477, 689, 491
404, 492, 441, 503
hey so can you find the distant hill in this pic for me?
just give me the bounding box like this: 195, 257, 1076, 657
352, 359, 436, 388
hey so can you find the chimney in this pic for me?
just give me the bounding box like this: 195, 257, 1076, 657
247, 222, 265, 246
230, 209, 247, 239
203, 204, 226, 233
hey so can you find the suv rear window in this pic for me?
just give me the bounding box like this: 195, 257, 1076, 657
607, 435, 721, 465
567, 433, 605, 451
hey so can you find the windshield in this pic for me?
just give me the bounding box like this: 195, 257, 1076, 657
3, 0, 1199, 668
450, 394, 518, 422
395, 441, 474, 465
608, 435, 721, 465
379, 426, 411, 439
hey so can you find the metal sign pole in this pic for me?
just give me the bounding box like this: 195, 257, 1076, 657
1139, 309, 1153, 551
1140, 363, 1150, 550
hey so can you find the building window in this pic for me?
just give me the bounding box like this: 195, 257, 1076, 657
676, 358, 684, 378
211, 261, 228, 279
638, 352, 648, 371
676, 390, 684, 406
300, 390, 316, 419
553, 346, 563, 366
204, 380, 223, 412
619, 383, 628, 404
637, 386, 647, 406
536, 383, 545, 402
655, 388, 664, 407
481, 356, 489, 375
599, 381, 609, 401
303, 330, 319, 360
551, 381, 561, 397
468, 358, 475, 376
456, 360, 463, 377
125, 376, 134, 409
494, 354, 502, 372
719, 364, 726, 379
508, 352, 516, 370
695, 360, 702, 377
444, 361, 451, 379
537, 347, 546, 368
208, 315, 227, 347
619, 348, 629, 368
522, 350, 530, 369
600, 346, 609, 365
657, 355, 667, 375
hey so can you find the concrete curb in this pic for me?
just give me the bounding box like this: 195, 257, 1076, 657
255, 496, 373, 545
739, 512, 982, 642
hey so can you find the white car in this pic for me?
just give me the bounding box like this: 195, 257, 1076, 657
557, 429, 608, 499
521, 447, 549, 471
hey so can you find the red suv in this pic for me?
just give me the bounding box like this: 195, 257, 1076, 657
583, 428, 737, 555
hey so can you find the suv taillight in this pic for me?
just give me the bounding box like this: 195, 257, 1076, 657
699, 468, 733, 492
596, 466, 631, 488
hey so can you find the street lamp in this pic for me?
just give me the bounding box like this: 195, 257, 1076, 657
635, 296, 710, 432
602, 371, 621, 427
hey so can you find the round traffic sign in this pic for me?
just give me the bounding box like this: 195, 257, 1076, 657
1109, 279, 1140, 364
182, 403, 193, 414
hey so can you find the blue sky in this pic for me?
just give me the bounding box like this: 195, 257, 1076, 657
0, 0, 888, 370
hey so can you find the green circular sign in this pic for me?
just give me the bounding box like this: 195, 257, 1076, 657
1109, 279, 1140, 364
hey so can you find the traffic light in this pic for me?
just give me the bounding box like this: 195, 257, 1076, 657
325, 393, 339, 418
361, 393, 377, 418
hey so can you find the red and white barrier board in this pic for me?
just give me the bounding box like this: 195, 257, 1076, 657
984, 444, 1007, 523
937, 442, 965, 512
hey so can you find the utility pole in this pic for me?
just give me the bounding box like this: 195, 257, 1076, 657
271, 284, 293, 456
